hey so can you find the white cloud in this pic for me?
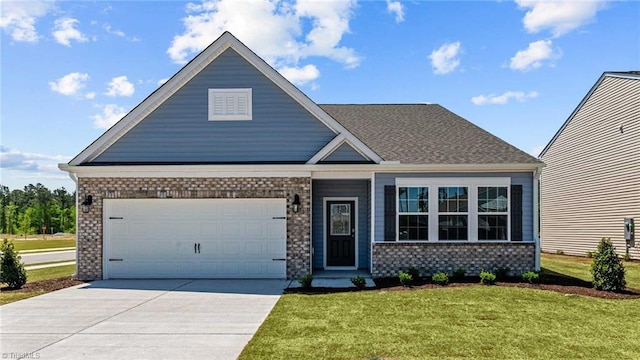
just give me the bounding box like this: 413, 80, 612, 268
0, 0, 53, 42
529, 144, 546, 157
85, 92, 96, 100
429, 41, 461, 75
471, 91, 539, 105
0, 145, 71, 173
386, 0, 405, 23
516, 0, 607, 37
52, 17, 88, 47
166, 0, 360, 83
49, 72, 90, 96
277, 64, 319, 85
157, 78, 170, 86
91, 104, 128, 129
510, 39, 561, 71
104, 23, 125, 37
105, 76, 135, 97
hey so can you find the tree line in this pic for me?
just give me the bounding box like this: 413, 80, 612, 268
0, 183, 76, 235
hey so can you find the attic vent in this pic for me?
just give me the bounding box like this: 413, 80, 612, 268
208, 88, 252, 121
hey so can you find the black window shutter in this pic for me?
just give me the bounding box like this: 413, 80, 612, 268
384, 185, 396, 241
511, 185, 523, 241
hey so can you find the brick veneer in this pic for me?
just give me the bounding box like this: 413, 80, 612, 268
372, 242, 535, 278
76, 177, 311, 280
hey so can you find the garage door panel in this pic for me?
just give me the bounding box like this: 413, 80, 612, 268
105, 199, 287, 279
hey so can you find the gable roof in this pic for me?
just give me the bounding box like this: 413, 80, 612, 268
320, 104, 541, 164
68, 32, 381, 166
539, 71, 640, 158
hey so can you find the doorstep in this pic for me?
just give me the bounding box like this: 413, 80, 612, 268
287, 270, 376, 289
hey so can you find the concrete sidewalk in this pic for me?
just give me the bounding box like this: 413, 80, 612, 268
24, 261, 76, 270
0, 279, 286, 360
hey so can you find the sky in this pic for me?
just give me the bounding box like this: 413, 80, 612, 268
1, 0, 639, 191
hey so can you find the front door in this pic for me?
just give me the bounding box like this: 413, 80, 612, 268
326, 200, 356, 267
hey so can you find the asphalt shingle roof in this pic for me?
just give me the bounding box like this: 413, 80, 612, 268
319, 104, 541, 165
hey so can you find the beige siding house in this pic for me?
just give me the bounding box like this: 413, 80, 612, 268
540, 72, 640, 259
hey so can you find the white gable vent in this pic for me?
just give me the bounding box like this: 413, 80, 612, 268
208, 88, 252, 121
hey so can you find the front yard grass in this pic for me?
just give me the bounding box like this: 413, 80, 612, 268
240, 254, 640, 359
1, 264, 77, 305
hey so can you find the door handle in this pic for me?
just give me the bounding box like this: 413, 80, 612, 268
194, 243, 197, 254
197, 243, 201, 254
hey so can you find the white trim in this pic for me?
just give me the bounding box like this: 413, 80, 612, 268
102, 199, 110, 280
208, 88, 252, 121
69, 32, 380, 166
370, 172, 375, 274
312, 171, 373, 179
309, 181, 314, 275
60, 163, 543, 178
394, 177, 511, 242
307, 136, 373, 164
323, 197, 358, 270
533, 166, 542, 271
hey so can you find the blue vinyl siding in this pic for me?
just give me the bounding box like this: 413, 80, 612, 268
374, 172, 534, 242
312, 180, 370, 270
320, 143, 369, 162
92, 49, 335, 164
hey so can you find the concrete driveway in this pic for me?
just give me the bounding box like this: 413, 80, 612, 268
0, 279, 286, 360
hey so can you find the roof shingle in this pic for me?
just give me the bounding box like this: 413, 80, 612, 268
319, 104, 540, 165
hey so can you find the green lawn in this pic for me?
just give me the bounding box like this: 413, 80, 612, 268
0, 265, 76, 305
240, 254, 640, 360
542, 253, 640, 289
11, 238, 76, 252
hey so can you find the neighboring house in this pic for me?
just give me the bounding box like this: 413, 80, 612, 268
540, 72, 640, 260
60, 32, 543, 280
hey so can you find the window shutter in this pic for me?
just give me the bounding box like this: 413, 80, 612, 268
511, 185, 523, 241
384, 185, 396, 241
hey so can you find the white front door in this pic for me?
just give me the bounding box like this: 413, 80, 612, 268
103, 199, 286, 279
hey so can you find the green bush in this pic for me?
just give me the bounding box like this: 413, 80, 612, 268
298, 274, 313, 289
407, 266, 420, 282
522, 271, 539, 284
586, 251, 595, 258
494, 266, 511, 280
556, 249, 564, 255
431, 272, 449, 286
591, 238, 626, 291
351, 276, 366, 289
623, 253, 632, 261
0, 239, 27, 289
479, 270, 496, 285
398, 271, 412, 287
452, 267, 466, 280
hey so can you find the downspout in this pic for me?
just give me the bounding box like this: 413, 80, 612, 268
68, 171, 79, 278
533, 166, 542, 271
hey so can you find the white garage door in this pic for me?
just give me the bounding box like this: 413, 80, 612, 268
103, 199, 287, 279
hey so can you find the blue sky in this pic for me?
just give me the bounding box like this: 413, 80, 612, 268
1, 0, 638, 191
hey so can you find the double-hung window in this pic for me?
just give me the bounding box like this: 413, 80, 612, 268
397, 187, 429, 241
477, 186, 508, 240
438, 187, 469, 241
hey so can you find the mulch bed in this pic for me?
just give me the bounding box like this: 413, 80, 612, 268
287, 276, 640, 299
1, 277, 85, 293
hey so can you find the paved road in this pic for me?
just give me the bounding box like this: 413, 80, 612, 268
20, 250, 76, 265
1, 279, 285, 360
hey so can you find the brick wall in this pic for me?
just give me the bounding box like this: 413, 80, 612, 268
372, 242, 535, 278
76, 177, 311, 280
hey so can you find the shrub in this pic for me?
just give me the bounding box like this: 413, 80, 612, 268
522, 271, 539, 284
298, 274, 313, 289
591, 238, 626, 291
407, 266, 420, 282
556, 250, 564, 255
452, 267, 466, 280
351, 276, 366, 289
587, 251, 595, 258
0, 239, 27, 289
623, 253, 632, 261
431, 272, 449, 286
398, 271, 413, 287
479, 270, 496, 285
494, 266, 511, 280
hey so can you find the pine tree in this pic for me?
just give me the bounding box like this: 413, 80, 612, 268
591, 237, 626, 291
0, 239, 27, 289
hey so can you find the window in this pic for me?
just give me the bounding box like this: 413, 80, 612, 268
478, 186, 508, 240
397, 187, 428, 240
208, 88, 252, 121
438, 187, 468, 240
